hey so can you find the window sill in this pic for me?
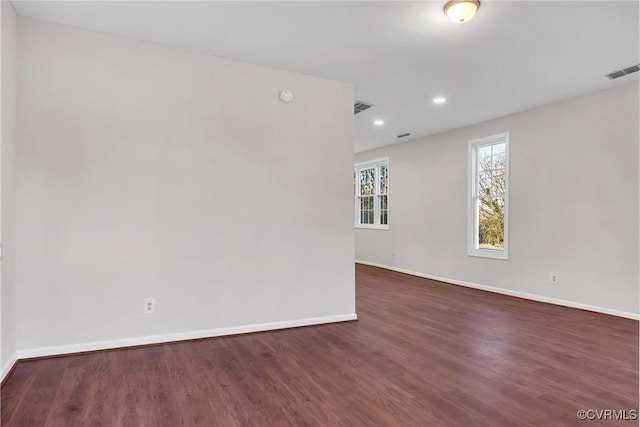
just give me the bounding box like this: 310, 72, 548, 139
468, 249, 508, 260
355, 224, 389, 230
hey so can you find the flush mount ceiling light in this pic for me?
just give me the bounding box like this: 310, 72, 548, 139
433, 97, 446, 104
444, 0, 480, 23
374, 120, 385, 126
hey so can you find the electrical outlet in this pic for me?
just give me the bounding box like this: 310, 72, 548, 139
392, 251, 397, 258
550, 274, 558, 284
144, 298, 155, 314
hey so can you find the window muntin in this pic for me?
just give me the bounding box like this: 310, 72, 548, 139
355, 158, 389, 229
469, 134, 509, 259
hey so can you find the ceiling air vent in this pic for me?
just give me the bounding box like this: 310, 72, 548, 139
397, 133, 411, 139
354, 101, 373, 115
605, 64, 640, 80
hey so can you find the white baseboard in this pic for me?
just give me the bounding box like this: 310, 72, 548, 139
356, 260, 639, 320
1, 352, 18, 383
16, 313, 358, 360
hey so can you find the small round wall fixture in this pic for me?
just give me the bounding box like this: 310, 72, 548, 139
279, 89, 294, 103
444, 0, 480, 23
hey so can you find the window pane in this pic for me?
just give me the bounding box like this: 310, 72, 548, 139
360, 168, 375, 195
379, 164, 388, 195
492, 143, 506, 169
379, 195, 388, 225
478, 196, 504, 250
478, 146, 491, 171
359, 196, 374, 224
478, 172, 491, 196
379, 195, 387, 210
492, 169, 505, 196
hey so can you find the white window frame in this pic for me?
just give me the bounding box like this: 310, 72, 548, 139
468, 133, 509, 260
355, 157, 389, 230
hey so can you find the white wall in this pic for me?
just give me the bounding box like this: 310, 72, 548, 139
1, 0, 18, 377
16, 17, 355, 354
356, 82, 639, 317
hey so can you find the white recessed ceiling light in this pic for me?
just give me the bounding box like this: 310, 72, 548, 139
433, 97, 446, 104
444, 0, 480, 23
374, 120, 385, 126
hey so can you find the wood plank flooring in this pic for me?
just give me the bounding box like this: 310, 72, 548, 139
2, 264, 638, 426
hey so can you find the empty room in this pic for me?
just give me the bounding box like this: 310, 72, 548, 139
1, 1, 638, 426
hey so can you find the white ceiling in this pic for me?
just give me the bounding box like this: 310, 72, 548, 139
11, 1, 640, 153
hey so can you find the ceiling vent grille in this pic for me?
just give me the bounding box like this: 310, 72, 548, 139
605, 64, 640, 80
354, 101, 373, 115
397, 133, 411, 139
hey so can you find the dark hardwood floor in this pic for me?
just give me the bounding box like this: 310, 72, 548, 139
2, 264, 638, 426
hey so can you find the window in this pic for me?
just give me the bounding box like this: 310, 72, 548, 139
468, 133, 509, 259
355, 158, 389, 229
